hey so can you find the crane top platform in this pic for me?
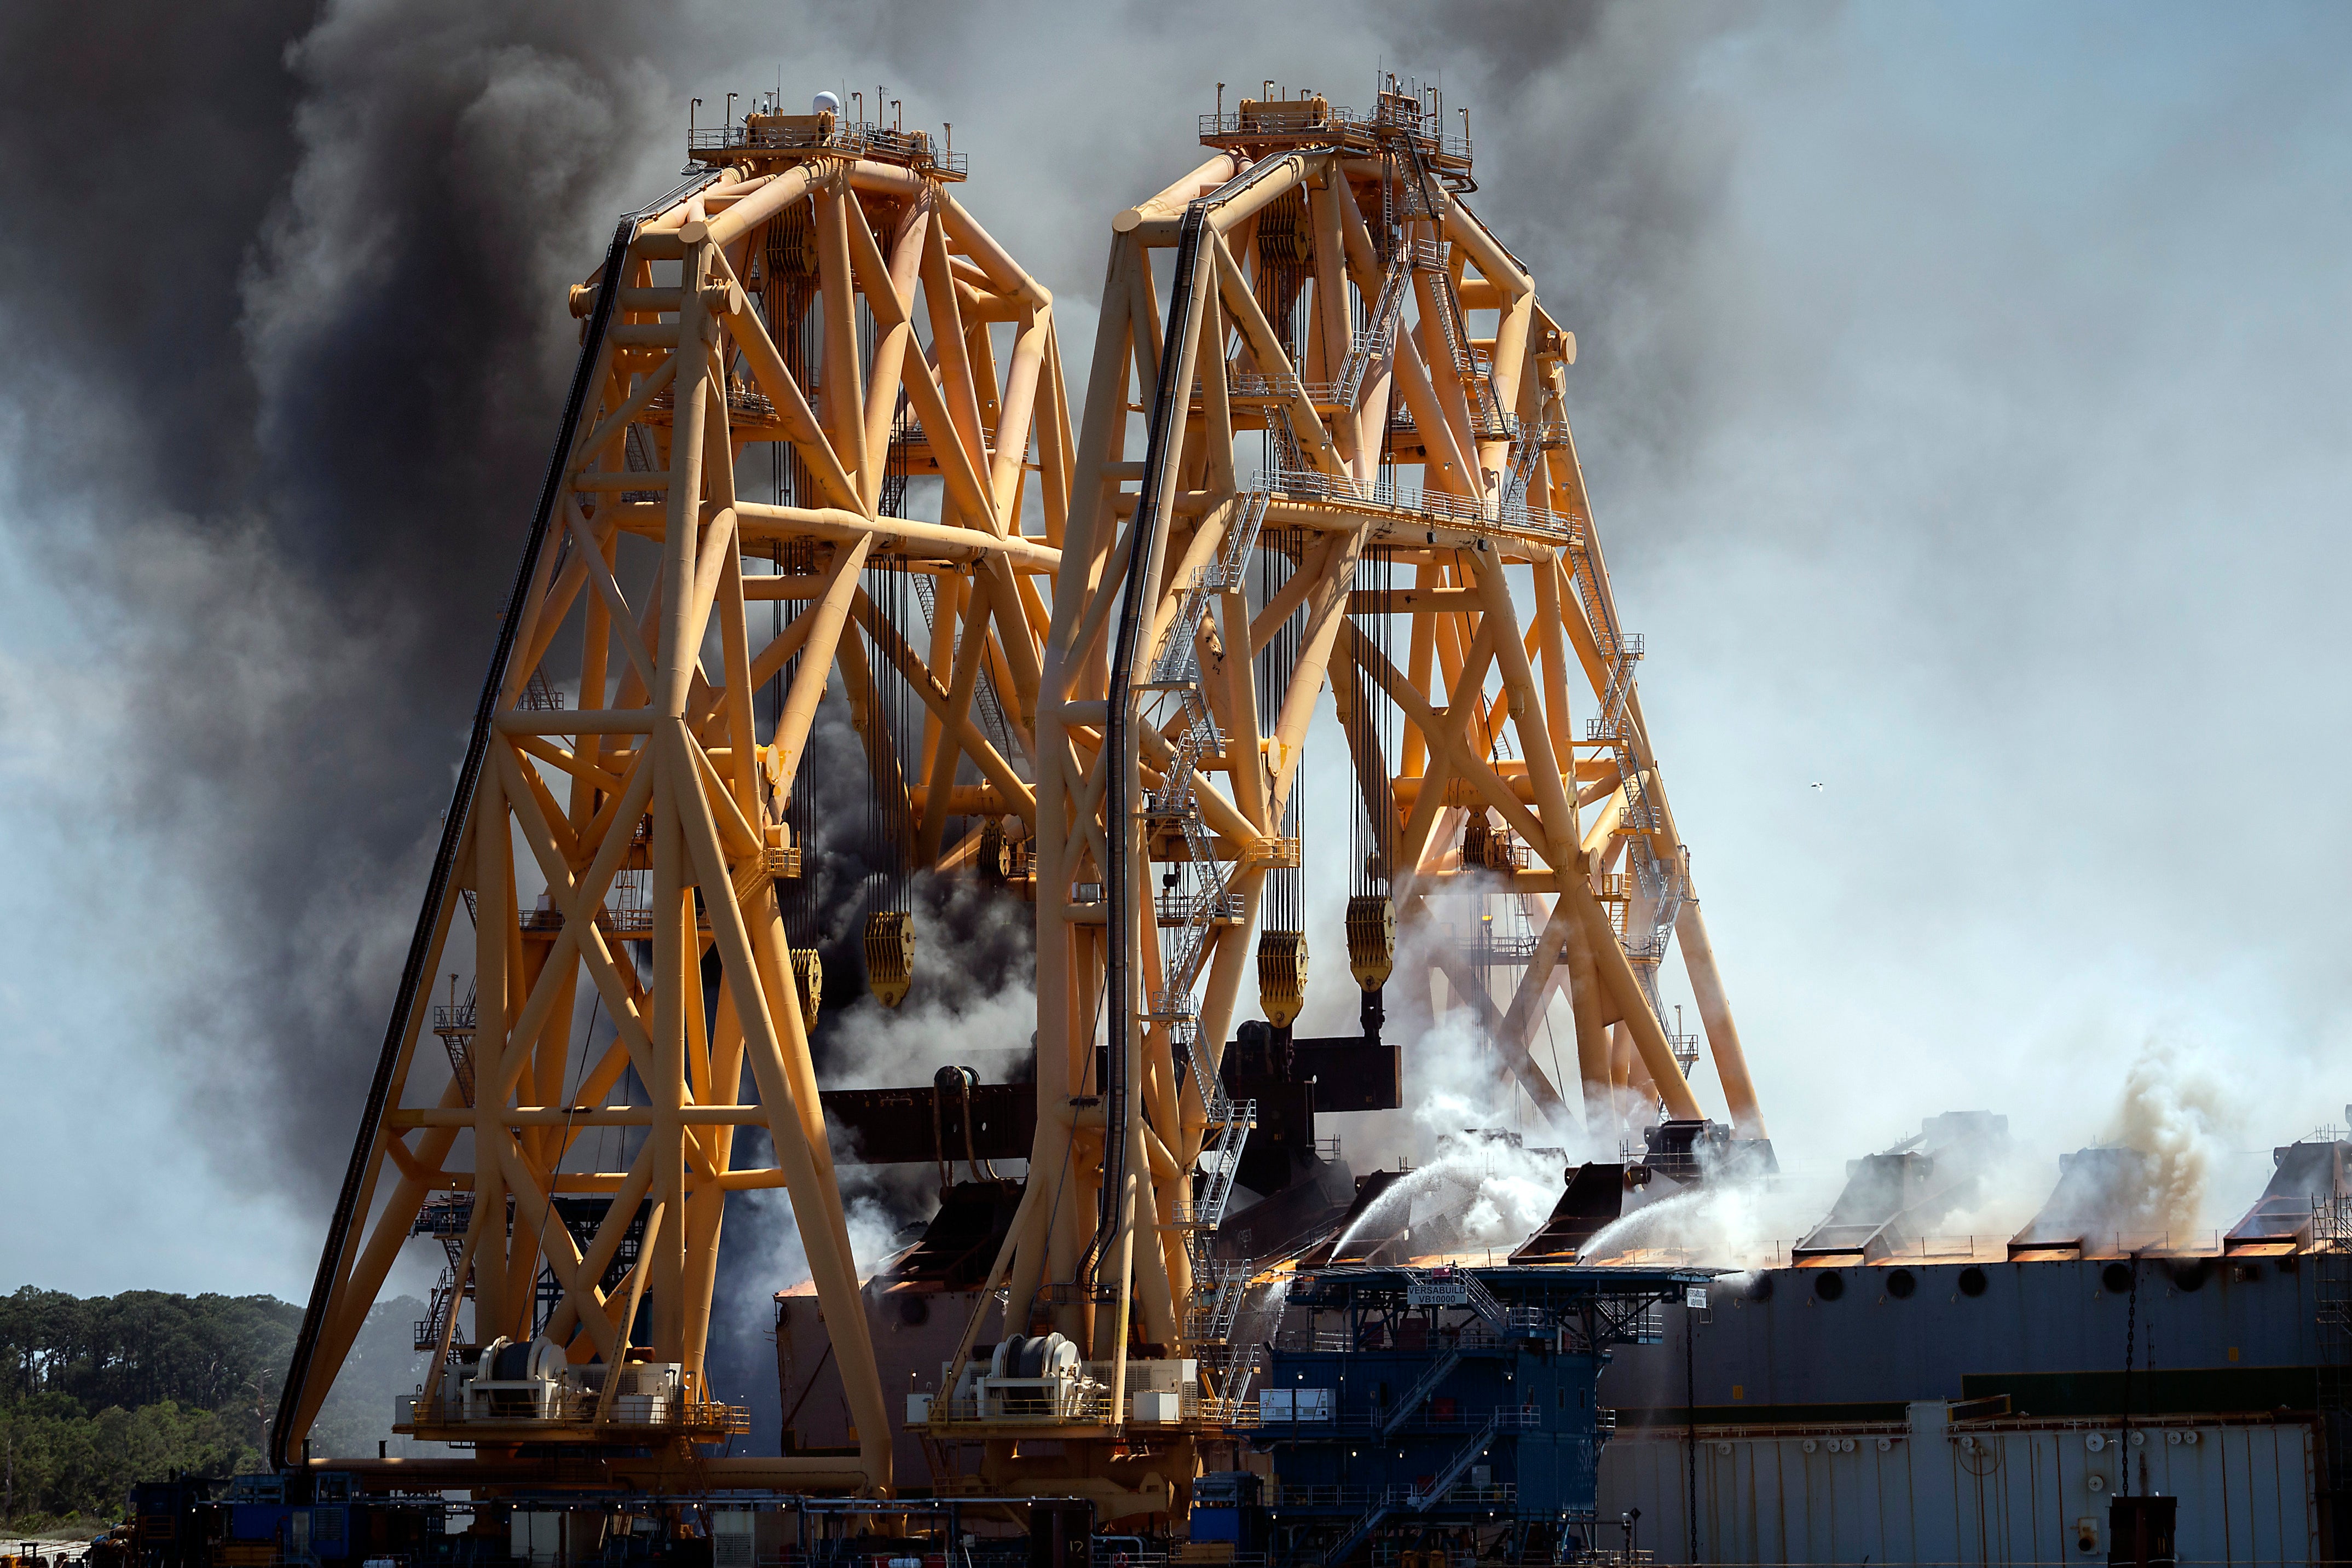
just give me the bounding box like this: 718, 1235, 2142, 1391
688, 109, 968, 181
1198, 88, 1475, 185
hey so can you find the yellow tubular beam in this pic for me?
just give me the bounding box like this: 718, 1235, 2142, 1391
814, 183, 872, 501
1678, 899, 1767, 1138
697, 166, 813, 252
839, 199, 998, 529
772, 535, 876, 794
669, 723, 891, 1492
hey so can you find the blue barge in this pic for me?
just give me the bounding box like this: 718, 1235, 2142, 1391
1236, 1263, 1706, 1564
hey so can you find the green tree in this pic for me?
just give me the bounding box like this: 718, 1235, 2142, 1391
0, 1287, 428, 1528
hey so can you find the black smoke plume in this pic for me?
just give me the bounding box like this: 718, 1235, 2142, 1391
0, 0, 1749, 1212
0, 2, 677, 1199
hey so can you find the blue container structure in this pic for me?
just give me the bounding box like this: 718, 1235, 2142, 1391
129, 1470, 448, 1568
1245, 1264, 1704, 1565
1188, 1471, 1265, 1552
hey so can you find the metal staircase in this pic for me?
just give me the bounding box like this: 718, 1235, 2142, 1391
1425, 267, 1513, 443
1188, 1082, 1255, 1234
1326, 1495, 1392, 1568
1401, 1265, 1511, 1335
1322, 1500, 1398, 1568
1456, 1269, 1509, 1333
1385, 129, 1511, 448
1416, 254, 1472, 377
1141, 490, 1268, 1008
408, 1195, 477, 1352
1565, 512, 1689, 1020
1322, 1413, 1507, 1567
1381, 1347, 1463, 1436
1498, 419, 1572, 518
1329, 246, 1414, 415
911, 572, 1022, 768
1410, 1413, 1505, 1508
1186, 1257, 1253, 1345
432, 981, 478, 1106
1378, 105, 1441, 237
1139, 490, 1270, 1346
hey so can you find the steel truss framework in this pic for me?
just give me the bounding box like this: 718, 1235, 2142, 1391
275, 89, 1769, 1523
276, 120, 1073, 1496
924, 91, 1765, 1508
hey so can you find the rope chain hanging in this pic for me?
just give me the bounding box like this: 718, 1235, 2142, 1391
861, 553, 916, 1007
1256, 523, 1307, 1031
765, 202, 824, 1027
1345, 545, 1398, 992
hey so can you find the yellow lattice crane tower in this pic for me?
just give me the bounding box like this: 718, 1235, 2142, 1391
273, 94, 1069, 1496
917, 80, 1765, 1513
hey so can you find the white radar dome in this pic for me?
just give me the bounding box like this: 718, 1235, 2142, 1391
812, 91, 842, 115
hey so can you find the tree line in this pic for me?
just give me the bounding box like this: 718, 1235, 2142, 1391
0, 1289, 298, 1421
0, 1287, 423, 1530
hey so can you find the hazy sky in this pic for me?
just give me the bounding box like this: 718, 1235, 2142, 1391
2, 0, 2347, 1312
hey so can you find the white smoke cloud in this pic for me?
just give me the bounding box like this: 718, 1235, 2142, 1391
821, 875, 1039, 1092
737, 1182, 912, 1294
1419, 1133, 1571, 1260
1919, 1156, 2069, 1256
1572, 1027, 2263, 1270
1574, 1162, 1845, 1270
2101, 1034, 2247, 1243
1314, 1005, 1592, 1262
